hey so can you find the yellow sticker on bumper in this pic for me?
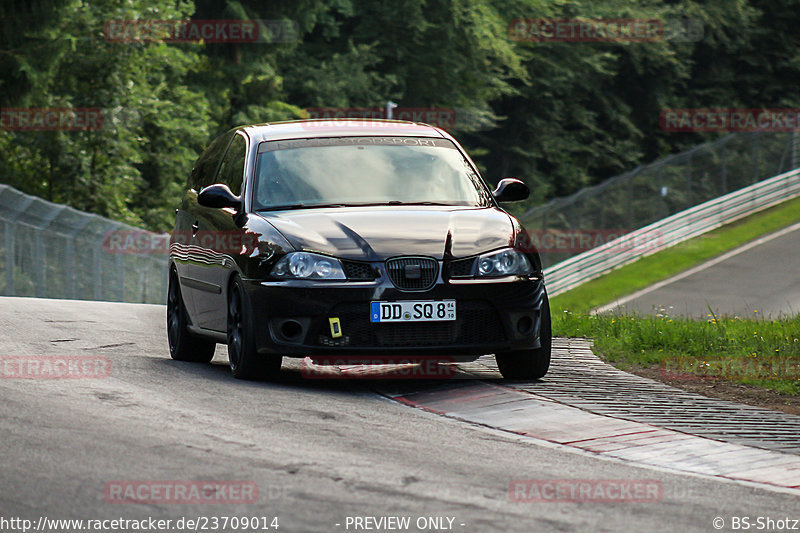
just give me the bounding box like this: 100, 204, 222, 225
329, 317, 342, 338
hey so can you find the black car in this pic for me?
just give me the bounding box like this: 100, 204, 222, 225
167, 119, 551, 380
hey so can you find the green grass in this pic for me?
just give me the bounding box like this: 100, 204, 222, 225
551, 195, 800, 315
549, 195, 800, 396
558, 311, 800, 395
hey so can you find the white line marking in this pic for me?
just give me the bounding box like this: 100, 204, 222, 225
593, 221, 800, 314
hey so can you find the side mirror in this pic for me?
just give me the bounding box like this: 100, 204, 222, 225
492, 178, 530, 202
198, 184, 241, 210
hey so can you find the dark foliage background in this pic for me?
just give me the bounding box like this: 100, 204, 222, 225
1, 0, 796, 230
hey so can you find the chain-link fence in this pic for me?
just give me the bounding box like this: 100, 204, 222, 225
522, 132, 800, 267
0, 183, 167, 304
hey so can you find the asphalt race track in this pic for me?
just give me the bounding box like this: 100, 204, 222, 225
1, 297, 799, 533
600, 222, 800, 318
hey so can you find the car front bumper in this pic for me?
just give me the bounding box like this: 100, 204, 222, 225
240, 274, 548, 358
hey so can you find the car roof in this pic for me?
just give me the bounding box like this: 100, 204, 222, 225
239, 119, 449, 143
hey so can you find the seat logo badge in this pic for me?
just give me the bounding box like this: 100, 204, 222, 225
405, 264, 422, 279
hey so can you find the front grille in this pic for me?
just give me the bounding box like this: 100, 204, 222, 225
317, 301, 506, 348
386, 256, 438, 291
342, 260, 376, 280
448, 257, 475, 278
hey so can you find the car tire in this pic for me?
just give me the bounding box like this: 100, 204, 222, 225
227, 277, 282, 380
167, 270, 216, 363
495, 293, 551, 380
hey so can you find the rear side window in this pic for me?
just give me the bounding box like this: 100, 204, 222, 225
216, 133, 247, 196
189, 132, 233, 191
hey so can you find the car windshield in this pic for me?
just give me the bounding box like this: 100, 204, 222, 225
253, 136, 493, 210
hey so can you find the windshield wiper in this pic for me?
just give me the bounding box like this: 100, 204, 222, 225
388, 201, 455, 206
257, 201, 461, 211
317, 201, 459, 207
257, 203, 348, 211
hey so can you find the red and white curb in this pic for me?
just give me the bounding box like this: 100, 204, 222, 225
382, 375, 800, 492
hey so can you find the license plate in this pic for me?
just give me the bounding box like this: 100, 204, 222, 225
370, 300, 456, 323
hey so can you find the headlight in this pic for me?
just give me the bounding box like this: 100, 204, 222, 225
270, 252, 346, 280
475, 248, 532, 277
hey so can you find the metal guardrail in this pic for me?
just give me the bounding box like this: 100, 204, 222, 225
523, 132, 800, 268
543, 167, 800, 296
0, 183, 168, 304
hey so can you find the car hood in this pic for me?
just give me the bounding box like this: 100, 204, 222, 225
256, 206, 514, 261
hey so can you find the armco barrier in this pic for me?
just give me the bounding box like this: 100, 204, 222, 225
524, 131, 800, 268
542, 167, 800, 296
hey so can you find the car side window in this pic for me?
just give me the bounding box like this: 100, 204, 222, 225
216, 134, 247, 196
189, 132, 234, 191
